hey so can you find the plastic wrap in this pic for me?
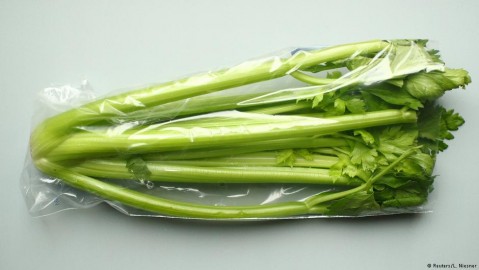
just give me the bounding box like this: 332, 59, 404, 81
22, 39, 470, 219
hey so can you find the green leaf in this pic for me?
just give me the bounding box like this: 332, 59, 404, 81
417, 104, 441, 141
437, 140, 449, 152
345, 56, 372, 70
333, 99, 346, 115
354, 129, 375, 145
360, 92, 393, 111
126, 157, 152, 181
343, 164, 359, 178
367, 85, 423, 110
312, 91, 336, 110
345, 98, 366, 114
374, 175, 413, 189
326, 190, 380, 215
403, 68, 471, 100
418, 104, 465, 153
329, 153, 350, 181
409, 151, 435, 175
295, 149, 314, 161
350, 142, 378, 171
376, 125, 418, 161
327, 71, 343, 79
427, 49, 443, 64
414, 39, 429, 47
374, 183, 429, 207
381, 192, 426, 207
386, 78, 404, 88
329, 160, 344, 180
376, 155, 389, 166
443, 109, 465, 131
437, 108, 465, 146
312, 94, 323, 108
444, 68, 472, 87
321, 94, 347, 116
394, 157, 427, 180
276, 149, 296, 167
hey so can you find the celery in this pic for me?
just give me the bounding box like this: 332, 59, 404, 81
29, 39, 469, 218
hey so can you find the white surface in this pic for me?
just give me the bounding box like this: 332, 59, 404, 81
1, 1, 478, 269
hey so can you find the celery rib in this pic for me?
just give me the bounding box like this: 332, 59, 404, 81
70, 158, 360, 185
46, 109, 417, 161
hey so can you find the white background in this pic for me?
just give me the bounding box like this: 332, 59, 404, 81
1, 1, 478, 269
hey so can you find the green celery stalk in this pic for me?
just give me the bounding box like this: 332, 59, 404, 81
70, 159, 359, 185
144, 137, 348, 160
245, 101, 312, 115
44, 109, 417, 161
152, 152, 339, 168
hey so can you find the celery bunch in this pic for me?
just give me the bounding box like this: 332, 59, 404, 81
30, 40, 469, 218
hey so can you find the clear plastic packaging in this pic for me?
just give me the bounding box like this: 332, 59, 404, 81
22, 39, 470, 219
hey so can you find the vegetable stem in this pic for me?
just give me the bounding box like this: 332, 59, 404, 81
71, 159, 358, 185
146, 137, 348, 160
45, 109, 417, 161
246, 101, 312, 115
154, 152, 339, 168
290, 71, 336, 85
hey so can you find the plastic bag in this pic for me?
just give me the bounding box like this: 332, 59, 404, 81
22, 39, 469, 219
